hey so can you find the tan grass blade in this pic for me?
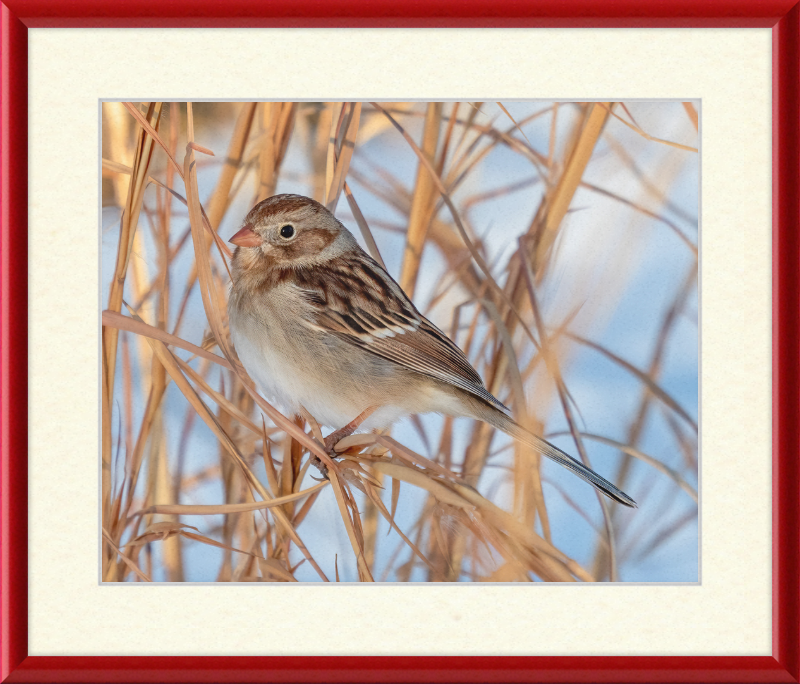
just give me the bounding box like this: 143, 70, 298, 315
367, 459, 588, 581
175, 357, 261, 435
102, 158, 132, 175
124, 308, 260, 492
682, 102, 699, 131
205, 102, 257, 230
547, 102, 559, 172
102, 528, 152, 582
600, 103, 698, 152
453, 485, 590, 582
496, 102, 535, 151
257, 558, 299, 582
371, 102, 540, 349
122, 102, 232, 260
520, 248, 619, 580
535, 102, 610, 260
133, 481, 329, 517
375, 436, 463, 482
183, 104, 331, 580
122, 102, 182, 176
390, 477, 401, 522
103, 102, 162, 531
368, 461, 468, 509
257, 102, 280, 202
361, 479, 433, 570
343, 181, 386, 268
399, 102, 442, 298
566, 332, 697, 431
328, 468, 374, 581
129, 523, 297, 582
102, 310, 234, 370
325, 102, 362, 212
261, 417, 281, 498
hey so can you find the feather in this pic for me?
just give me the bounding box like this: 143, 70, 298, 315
293, 254, 510, 413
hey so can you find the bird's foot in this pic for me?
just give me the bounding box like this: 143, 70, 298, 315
308, 407, 379, 480
323, 406, 379, 453
309, 452, 329, 480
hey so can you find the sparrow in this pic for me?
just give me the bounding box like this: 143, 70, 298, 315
227, 194, 636, 508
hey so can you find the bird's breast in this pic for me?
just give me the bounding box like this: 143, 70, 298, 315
228, 283, 400, 426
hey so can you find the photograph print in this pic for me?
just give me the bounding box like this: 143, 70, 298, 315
101, 101, 698, 583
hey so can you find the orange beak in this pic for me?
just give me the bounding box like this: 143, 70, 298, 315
229, 225, 263, 248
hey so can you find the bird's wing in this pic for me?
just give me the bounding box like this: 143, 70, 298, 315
291, 254, 509, 413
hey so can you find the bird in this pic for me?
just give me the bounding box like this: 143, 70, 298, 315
227, 193, 636, 508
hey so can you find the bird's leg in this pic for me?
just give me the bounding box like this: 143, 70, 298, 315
298, 406, 377, 480
309, 454, 328, 480
324, 406, 379, 454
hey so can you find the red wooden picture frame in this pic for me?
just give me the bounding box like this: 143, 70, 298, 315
1, 1, 798, 682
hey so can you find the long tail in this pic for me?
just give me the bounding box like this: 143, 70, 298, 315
480, 407, 637, 508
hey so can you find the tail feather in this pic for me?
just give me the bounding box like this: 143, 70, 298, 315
481, 408, 637, 508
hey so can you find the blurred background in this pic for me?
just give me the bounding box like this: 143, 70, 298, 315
101, 101, 698, 583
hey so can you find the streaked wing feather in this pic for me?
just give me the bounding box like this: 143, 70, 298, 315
295, 254, 509, 413
344, 328, 507, 411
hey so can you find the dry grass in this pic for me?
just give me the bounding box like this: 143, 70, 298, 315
101, 101, 699, 582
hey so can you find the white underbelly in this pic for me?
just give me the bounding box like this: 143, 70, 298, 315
231, 318, 408, 428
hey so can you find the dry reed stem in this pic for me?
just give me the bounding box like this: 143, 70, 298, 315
205, 102, 257, 225
121, 102, 232, 260
325, 102, 362, 212
371, 103, 540, 349
103, 528, 152, 582
179, 104, 330, 580
531, 102, 610, 263
599, 103, 699, 152
682, 102, 699, 131
133, 481, 329, 517
344, 181, 386, 268
102, 310, 235, 369
590, 264, 698, 579
399, 102, 442, 298
566, 332, 697, 431
520, 249, 618, 580
102, 103, 162, 553
424, 104, 613, 578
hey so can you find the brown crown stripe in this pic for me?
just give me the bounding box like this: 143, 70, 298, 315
247, 194, 326, 224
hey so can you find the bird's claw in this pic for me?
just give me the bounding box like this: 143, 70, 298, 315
308, 407, 379, 481
309, 453, 330, 480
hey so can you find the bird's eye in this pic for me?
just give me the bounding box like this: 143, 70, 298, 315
279, 225, 295, 239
